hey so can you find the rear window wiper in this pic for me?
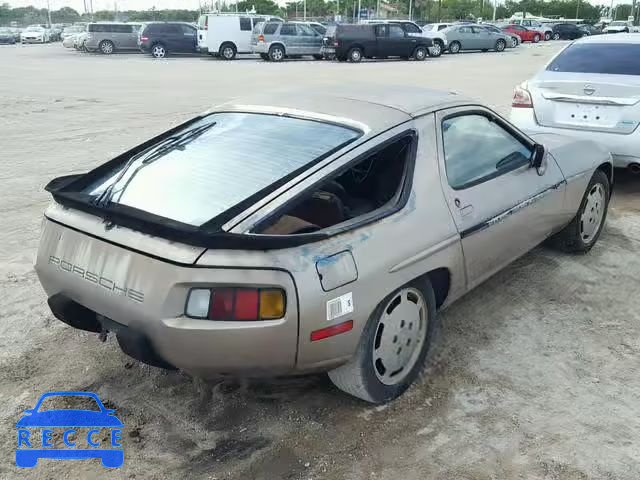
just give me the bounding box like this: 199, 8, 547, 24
92, 121, 216, 208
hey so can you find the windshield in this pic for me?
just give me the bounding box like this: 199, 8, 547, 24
25, 26, 43, 32
611, 21, 627, 26
82, 113, 360, 226
547, 43, 640, 75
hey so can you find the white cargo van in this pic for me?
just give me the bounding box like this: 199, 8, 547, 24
197, 13, 283, 59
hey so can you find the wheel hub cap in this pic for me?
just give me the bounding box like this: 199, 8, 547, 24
372, 287, 427, 385
580, 183, 605, 244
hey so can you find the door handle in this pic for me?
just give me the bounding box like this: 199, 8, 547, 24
454, 198, 474, 217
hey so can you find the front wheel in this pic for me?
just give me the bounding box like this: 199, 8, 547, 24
495, 39, 506, 52
328, 279, 436, 404
448, 41, 461, 54
550, 170, 610, 253
533, 34, 540, 43
347, 47, 363, 62
412, 46, 428, 61
428, 41, 442, 57
151, 43, 167, 58
219, 43, 236, 60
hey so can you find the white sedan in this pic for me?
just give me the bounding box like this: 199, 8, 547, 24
511, 34, 640, 173
21, 26, 49, 44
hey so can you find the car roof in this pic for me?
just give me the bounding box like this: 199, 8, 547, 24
575, 33, 640, 44
215, 86, 472, 134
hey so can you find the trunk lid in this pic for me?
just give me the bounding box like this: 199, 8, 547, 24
530, 72, 640, 134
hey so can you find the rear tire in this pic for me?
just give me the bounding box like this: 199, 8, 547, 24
428, 40, 443, 57
268, 44, 285, 62
495, 39, 506, 52
219, 42, 236, 60
348, 47, 363, 62
544, 32, 551, 41
151, 43, 167, 58
448, 41, 461, 53
550, 170, 610, 253
99, 40, 114, 55
533, 34, 540, 43
328, 278, 437, 404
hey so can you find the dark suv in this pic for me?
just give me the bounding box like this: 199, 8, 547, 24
552, 23, 584, 40
139, 22, 198, 58
322, 23, 432, 62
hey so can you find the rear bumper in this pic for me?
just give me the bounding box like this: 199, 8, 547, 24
35, 218, 300, 377
511, 107, 640, 168
251, 42, 269, 54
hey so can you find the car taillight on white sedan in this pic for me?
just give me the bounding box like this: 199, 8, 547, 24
186, 287, 286, 321
512, 84, 533, 108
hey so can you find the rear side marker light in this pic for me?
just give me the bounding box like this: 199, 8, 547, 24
311, 320, 353, 342
186, 287, 285, 321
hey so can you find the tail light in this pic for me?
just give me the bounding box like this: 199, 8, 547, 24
140, 36, 148, 42
258, 34, 264, 42
333, 40, 339, 47
512, 84, 533, 108
186, 287, 286, 321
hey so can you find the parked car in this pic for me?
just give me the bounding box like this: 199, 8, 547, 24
479, 24, 520, 47
197, 13, 283, 59
511, 18, 553, 40
49, 26, 62, 41
0, 27, 16, 44
74, 31, 88, 51
423, 22, 452, 32
442, 24, 510, 53
84, 22, 142, 54
511, 34, 640, 172
502, 24, 541, 43
37, 86, 612, 404
21, 25, 50, 43
61, 25, 84, 40
364, 19, 446, 57
579, 24, 602, 36
251, 21, 323, 61
138, 22, 197, 58
551, 23, 584, 40
322, 23, 432, 62
603, 21, 638, 33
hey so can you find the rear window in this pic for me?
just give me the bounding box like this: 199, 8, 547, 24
263, 22, 279, 35
83, 113, 361, 226
547, 43, 640, 75
197, 15, 206, 28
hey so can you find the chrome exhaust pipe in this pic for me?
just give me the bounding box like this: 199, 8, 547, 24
629, 163, 640, 174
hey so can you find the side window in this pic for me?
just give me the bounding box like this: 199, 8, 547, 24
403, 22, 421, 33
437, 24, 448, 31
459, 26, 471, 33
297, 24, 315, 36
389, 24, 405, 38
252, 18, 264, 29
471, 26, 484, 33
375, 24, 388, 37
442, 114, 532, 189
263, 22, 279, 35
239, 17, 252, 31
180, 24, 196, 35
280, 24, 296, 35
255, 135, 414, 235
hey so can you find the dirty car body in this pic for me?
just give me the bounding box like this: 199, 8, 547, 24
36, 87, 613, 403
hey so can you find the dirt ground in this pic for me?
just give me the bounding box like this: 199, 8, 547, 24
0, 42, 639, 480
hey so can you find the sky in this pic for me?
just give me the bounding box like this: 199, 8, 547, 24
4, 0, 631, 11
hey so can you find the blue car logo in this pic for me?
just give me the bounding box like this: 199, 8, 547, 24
16, 391, 123, 468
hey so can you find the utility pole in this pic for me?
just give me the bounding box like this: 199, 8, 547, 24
304, 0, 306, 20
492, 0, 496, 21
576, 0, 580, 19
376, 0, 380, 19
480, 0, 484, 18
409, 0, 413, 20
47, 0, 52, 26
357, 0, 361, 22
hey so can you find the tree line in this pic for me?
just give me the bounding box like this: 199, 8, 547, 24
0, 0, 630, 27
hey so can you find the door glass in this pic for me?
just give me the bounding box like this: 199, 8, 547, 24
458, 26, 472, 33
442, 114, 532, 189
402, 22, 421, 33
180, 24, 195, 35
388, 25, 405, 38
297, 24, 315, 36
375, 24, 388, 37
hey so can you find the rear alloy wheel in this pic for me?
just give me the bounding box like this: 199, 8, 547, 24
550, 170, 610, 253
99, 40, 114, 55
348, 47, 363, 62
151, 43, 167, 58
544, 32, 552, 41
510, 37, 518, 47
449, 41, 461, 53
552, 32, 561, 40
412, 46, 428, 61
533, 34, 541, 43
328, 279, 436, 404
268, 44, 285, 62
495, 39, 506, 52
428, 41, 442, 57
219, 43, 236, 60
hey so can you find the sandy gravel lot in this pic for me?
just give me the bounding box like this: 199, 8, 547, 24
1, 42, 639, 480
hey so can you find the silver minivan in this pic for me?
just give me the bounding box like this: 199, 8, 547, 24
85, 23, 142, 54
251, 21, 324, 61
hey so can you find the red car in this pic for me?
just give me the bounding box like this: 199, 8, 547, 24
502, 24, 541, 43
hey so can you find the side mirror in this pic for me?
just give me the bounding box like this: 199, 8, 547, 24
531, 143, 545, 169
